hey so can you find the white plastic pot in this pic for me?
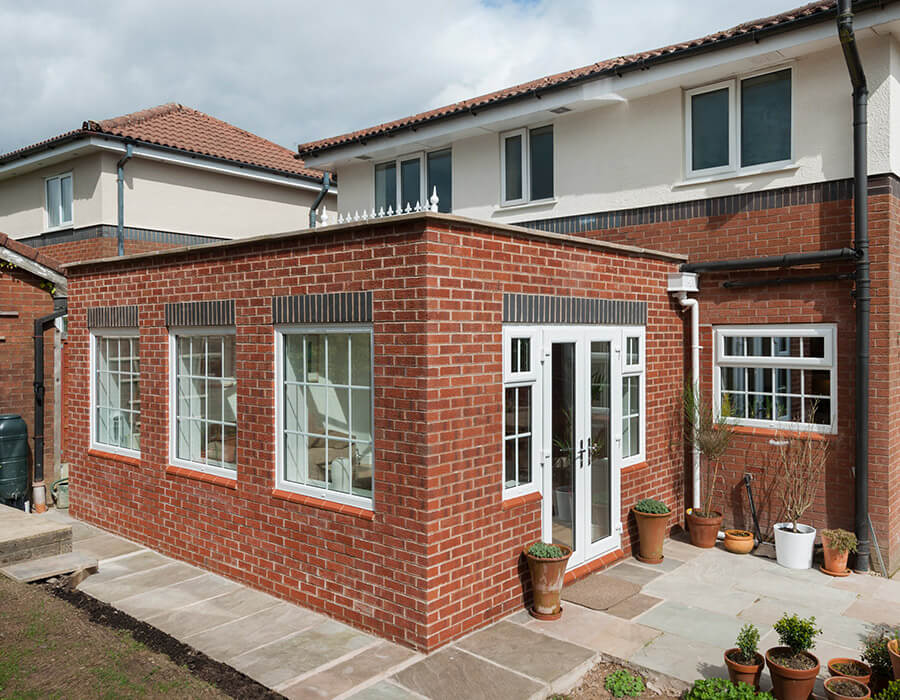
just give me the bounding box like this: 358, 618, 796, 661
774, 522, 816, 569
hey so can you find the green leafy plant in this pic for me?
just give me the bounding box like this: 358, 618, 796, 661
686, 678, 774, 699
603, 669, 644, 698
862, 627, 900, 677
773, 614, 821, 655
822, 528, 858, 554
634, 498, 670, 514
683, 384, 735, 518
527, 542, 565, 559
875, 680, 900, 700
735, 623, 761, 665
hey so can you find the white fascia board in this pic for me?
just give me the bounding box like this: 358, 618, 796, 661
304, 3, 900, 169
0, 246, 67, 295
0, 140, 97, 180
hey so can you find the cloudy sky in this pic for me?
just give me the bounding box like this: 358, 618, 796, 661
2, 0, 796, 156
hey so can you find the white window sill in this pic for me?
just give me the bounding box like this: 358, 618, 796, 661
494, 197, 558, 213
724, 417, 836, 436
674, 163, 799, 189
274, 480, 374, 511
502, 482, 541, 501
43, 223, 74, 234
169, 458, 237, 480
89, 443, 141, 461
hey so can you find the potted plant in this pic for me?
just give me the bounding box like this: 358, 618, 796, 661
824, 677, 871, 699
683, 386, 736, 548
773, 435, 826, 569
821, 528, 858, 576
862, 628, 899, 694
889, 636, 900, 681
828, 657, 873, 686
723, 529, 755, 555
632, 498, 670, 564
725, 623, 764, 690
766, 613, 822, 700
685, 678, 774, 699
522, 541, 572, 620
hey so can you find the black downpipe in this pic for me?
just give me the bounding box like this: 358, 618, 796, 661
680, 247, 859, 274
838, 0, 870, 573
33, 300, 67, 488
308, 172, 332, 228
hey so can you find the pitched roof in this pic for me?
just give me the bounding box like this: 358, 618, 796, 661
2, 103, 327, 183
0, 231, 65, 276
297, 0, 871, 157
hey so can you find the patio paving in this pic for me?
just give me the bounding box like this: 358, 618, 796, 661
36, 511, 900, 699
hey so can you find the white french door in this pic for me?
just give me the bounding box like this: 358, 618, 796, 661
540, 326, 626, 569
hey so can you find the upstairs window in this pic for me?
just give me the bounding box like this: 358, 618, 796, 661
46, 173, 73, 229
501, 125, 554, 206
374, 150, 451, 213
686, 67, 792, 178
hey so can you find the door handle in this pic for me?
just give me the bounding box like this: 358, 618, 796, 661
577, 439, 586, 469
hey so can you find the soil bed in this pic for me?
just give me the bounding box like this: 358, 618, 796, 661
827, 678, 869, 697
726, 649, 762, 665
768, 649, 817, 671
552, 662, 681, 699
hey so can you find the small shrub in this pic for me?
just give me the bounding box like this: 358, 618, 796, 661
527, 542, 565, 559
875, 680, 900, 700
862, 627, 900, 677
686, 678, 774, 699
773, 613, 821, 654
634, 498, 670, 514
735, 623, 760, 665
822, 528, 858, 554
603, 669, 644, 698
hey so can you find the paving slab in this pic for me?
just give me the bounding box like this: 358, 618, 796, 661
75, 532, 143, 561
85, 550, 170, 583
183, 601, 326, 662
346, 680, 424, 700
636, 601, 745, 650
280, 640, 419, 700
114, 572, 241, 620
525, 604, 660, 657
628, 631, 726, 683
604, 562, 662, 587
640, 575, 759, 618
661, 538, 706, 561
144, 585, 282, 638
842, 597, 900, 626
606, 593, 663, 620
831, 572, 900, 605
733, 570, 857, 612
1, 551, 97, 582
739, 597, 870, 649
229, 620, 376, 689
79, 561, 205, 602
455, 620, 594, 685
392, 647, 544, 700
630, 556, 684, 574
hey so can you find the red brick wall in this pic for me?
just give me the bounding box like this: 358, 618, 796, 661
65, 216, 684, 650
31, 237, 184, 265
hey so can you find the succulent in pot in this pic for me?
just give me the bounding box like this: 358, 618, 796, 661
766, 613, 822, 700
725, 623, 764, 690
632, 498, 670, 564
522, 541, 572, 620
822, 528, 858, 576
828, 657, 872, 686
824, 676, 871, 699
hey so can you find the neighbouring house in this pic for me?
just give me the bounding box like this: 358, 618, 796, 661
60, 0, 900, 654
0, 103, 334, 508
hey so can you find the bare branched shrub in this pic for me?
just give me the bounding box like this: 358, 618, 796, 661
683, 384, 736, 518
775, 435, 827, 532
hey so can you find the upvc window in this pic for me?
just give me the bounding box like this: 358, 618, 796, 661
621, 329, 645, 464
91, 331, 140, 456
276, 328, 374, 508
502, 327, 539, 497
170, 331, 237, 477
500, 125, 554, 206
714, 325, 836, 433
685, 67, 792, 178
374, 149, 451, 213
45, 173, 73, 229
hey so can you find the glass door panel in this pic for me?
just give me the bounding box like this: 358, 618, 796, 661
590, 341, 612, 543
550, 342, 576, 551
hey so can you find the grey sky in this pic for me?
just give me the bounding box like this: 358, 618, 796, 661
1, 1, 797, 156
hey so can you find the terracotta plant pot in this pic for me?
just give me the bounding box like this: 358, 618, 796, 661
686, 510, 722, 549
723, 529, 754, 555
828, 658, 872, 686
766, 647, 820, 700
824, 676, 871, 699
823, 545, 851, 575
724, 648, 763, 690
889, 638, 900, 681
632, 508, 669, 564
523, 543, 572, 620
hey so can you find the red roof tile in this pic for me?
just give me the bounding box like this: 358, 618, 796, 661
0, 231, 65, 276
297, 0, 863, 157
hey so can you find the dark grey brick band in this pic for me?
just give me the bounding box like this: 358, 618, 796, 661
272, 291, 372, 325
20, 225, 222, 249
87, 305, 139, 329
503, 293, 645, 325
165, 300, 235, 327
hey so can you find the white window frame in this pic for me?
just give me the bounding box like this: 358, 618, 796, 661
274, 325, 375, 510
685, 65, 794, 179
620, 327, 646, 467
44, 172, 73, 231
713, 324, 837, 434
373, 152, 427, 213
502, 326, 541, 499
168, 327, 238, 480
500, 124, 554, 207
90, 328, 141, 459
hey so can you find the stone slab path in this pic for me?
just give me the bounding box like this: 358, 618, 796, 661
37, 511, 900, 699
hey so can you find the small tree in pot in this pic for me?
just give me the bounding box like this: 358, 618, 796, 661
766, 613, 822, 700
822, 528, 858, 576
725, 623, 764, 690
632, 498, 670, 564
773, 435, 826, 569
523, 541, 572, 620
683, 385, 735, 548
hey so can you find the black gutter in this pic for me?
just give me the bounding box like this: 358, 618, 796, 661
838, 0, 871, 573
308, 172, 332, 228
680, 248, 859, 273
33, 298, 67, 494
722, 272, 855, 289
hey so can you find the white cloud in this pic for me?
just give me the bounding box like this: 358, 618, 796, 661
0, 0, 795, 155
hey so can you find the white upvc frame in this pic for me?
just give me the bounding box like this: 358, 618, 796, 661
684, 65, 794, 180
713, 323, 837, 434
168, 326, 238, 480
89, 328, 141, 459
274, 325, 375, 510
620, 326, 646, 468
499, 124, 555, 207
373, 152, 427, 212
502, 325, 542, 499
44, 171, 73, 231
